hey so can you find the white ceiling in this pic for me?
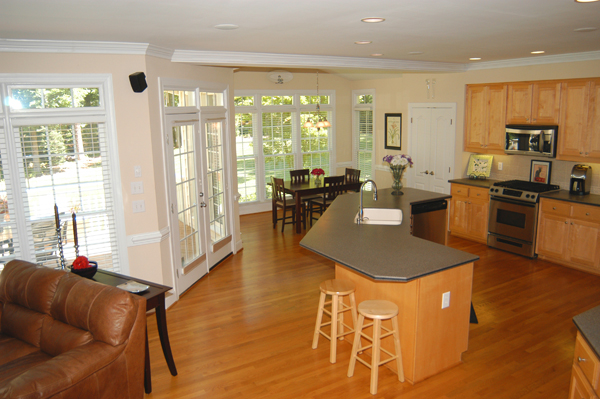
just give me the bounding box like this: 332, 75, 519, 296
1, 0, 600, 75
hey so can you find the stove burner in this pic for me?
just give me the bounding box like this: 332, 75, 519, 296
492, 180, 560, 193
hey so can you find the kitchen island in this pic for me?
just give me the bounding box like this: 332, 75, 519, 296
300, 187, 479, 384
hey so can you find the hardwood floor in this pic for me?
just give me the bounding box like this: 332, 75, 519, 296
145, 212, 600, 398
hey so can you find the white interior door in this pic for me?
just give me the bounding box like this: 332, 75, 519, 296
165, 115, 208, 294
409, 104, 456, 194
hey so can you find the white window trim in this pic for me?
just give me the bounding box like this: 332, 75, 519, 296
0, 73, 129, 274
352, 89, 376, 179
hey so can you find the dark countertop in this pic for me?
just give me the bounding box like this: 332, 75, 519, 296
449, 178, 503, 189
573, 305, 600, 359
299, 187, 479, 282
540, 190, 600, 207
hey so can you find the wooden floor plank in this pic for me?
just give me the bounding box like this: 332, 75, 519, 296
145, 211, 600, 398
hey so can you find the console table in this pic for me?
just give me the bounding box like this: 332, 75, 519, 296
94, 270, 177, 394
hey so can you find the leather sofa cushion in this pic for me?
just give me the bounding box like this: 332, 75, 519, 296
50, 273, 137, 347
1, 303, 49, 347
0, 334, 40, 367
0, 351, 51, 387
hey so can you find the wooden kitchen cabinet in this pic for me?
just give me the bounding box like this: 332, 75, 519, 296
464, 84, 507, 154
568, 332, 600, 399
536, 199, 600, 275
558, 79, 600, 162
449, 184, 489, 244
506, 81, 561, 125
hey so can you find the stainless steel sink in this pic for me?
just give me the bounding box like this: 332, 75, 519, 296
354, 208, 403, 225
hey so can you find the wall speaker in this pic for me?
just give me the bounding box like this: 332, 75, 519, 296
129, 72, 147, 93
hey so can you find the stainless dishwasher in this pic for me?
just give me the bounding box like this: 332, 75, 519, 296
411, 200, 448, 245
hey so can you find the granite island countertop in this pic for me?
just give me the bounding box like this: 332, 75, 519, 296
573, 305, 600, 359
299, 187, 479, 282
448, 178, 503, 189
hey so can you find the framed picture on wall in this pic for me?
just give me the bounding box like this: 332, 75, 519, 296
384, 113, 402, 150
530, 160, 552, 184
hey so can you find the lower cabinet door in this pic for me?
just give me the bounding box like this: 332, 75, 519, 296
569, 364, 598, 399
569, 219, 600, 270
536, 213, 570, 261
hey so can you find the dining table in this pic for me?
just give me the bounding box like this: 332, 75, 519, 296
273, 178, 362, 234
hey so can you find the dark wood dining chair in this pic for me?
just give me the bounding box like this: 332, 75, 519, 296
290, 169, 310, 183
272, 177, 305, 232
308, 175, 345, 226
344, 168, 361, 192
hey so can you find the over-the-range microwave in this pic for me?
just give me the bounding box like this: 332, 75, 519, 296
505, 125, 558, 158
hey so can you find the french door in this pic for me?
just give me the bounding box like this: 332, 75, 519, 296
165, 114, 230, 295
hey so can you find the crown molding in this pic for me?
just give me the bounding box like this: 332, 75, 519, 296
0, 39, 173, 59
466, 50, 600, 70
171, 50, 468, 73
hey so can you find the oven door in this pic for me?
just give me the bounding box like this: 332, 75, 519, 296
488, 196, 538, 243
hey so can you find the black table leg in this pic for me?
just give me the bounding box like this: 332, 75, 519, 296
144, 328, 152, 394
155, 296, 178, 376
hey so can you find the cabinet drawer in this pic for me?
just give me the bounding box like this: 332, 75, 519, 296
451, 184, 469, 197
572, 205, 600, 224
469, 187, 489, 200
571, 364, 599, 399
541, 199, 571, 217
574, 332, 600, 390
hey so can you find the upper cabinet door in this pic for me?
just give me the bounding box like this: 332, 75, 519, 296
558, 80, 590, 160
507, 83, 533, 124
588, 79, 600, 160
464, 85, 487, 152
532, 82, 561, 124
486, 84, 508, 153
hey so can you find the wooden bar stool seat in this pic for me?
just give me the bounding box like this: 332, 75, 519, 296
348, 299, 404, 395
312, 279, 358, 364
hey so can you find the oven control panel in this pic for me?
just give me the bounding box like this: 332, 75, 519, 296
489, 187, 538, 202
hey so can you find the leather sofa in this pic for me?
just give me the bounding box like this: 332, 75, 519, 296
0, 260, 146, 399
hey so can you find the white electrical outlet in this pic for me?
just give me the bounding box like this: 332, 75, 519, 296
498, 162, 503, 171
134, 165, 142, 178
442, 291, 451, 309
132, 200, 145, 213
131, 181, 144, 195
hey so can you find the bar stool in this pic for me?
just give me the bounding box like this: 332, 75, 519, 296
348, 299, 404, 395
312, 279, 358, 363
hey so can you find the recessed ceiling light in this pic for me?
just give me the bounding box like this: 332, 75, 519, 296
361, 17, 385, 23
469, 57, 482, 61
371, 53, 384, 57
355, 41, 372, 45
531, 50, 545, 54
575, 0, 599, 3
214, 24, 239, 30
574, 27, 598, 32
408, 51, 424, 55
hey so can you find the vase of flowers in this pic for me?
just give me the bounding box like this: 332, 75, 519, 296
383, 154, 413, 195
311, 168, 325, 186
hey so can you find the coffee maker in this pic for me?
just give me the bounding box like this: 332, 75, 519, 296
570, 164, 592, 195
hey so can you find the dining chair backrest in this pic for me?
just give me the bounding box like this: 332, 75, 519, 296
323, 175, 346, 201
271, 177, 287, 203
290, 169, 310, 184
345, 168, 361, 184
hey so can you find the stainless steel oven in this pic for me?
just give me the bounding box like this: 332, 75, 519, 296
488, 197, 539, 257
487, 180, 560, 258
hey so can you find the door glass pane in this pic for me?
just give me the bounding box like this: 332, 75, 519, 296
235, 113, 256, 203
358, 110, 373, 180
301, 111, 330, 174
173, 124, 201, 266
205, 121, 227, 244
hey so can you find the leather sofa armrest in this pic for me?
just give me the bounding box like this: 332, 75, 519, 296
0, 341, 122, 398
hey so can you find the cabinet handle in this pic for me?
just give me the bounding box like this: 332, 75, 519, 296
578, 357, 587, 363
585, 152, 589, 155
553, 207, 556, 210
586, 212, 590, 216
580, 151, 583, 155
565, 221, 568, 224
571, 222, 574, 225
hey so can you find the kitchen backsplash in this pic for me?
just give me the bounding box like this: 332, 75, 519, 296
485, 155, 600, 194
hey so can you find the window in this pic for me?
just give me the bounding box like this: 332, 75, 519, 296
234, 91, 335, 204
353, 91, 375, 181
0, 77, 125, 272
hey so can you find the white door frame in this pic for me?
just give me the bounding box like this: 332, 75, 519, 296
407, 103, 456, 193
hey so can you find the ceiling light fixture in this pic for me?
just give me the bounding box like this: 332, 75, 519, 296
531, 50, 545, 54
408, 51, 424, 55
469, 57, 482, 61
354, 41, 372, 45
214, 24, 239, 30
575, 0, 599, 3
574, 27, 598, 32
371, 53, 384, 57
361, 17, 385, 23
303, 72, 331, 130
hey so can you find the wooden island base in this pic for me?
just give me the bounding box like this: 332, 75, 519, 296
336, 261, 474, 384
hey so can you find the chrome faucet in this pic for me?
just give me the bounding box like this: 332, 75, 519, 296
358, 179, 378, 223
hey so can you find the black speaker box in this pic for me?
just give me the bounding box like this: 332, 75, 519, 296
129, 72, 147, 93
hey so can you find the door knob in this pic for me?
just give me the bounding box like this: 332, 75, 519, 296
423, 170, 429, 175
200, 202, 207, 208
199, 192, 204, 197
430, 171, 435, 176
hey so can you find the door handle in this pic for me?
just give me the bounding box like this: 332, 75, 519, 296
200, 202, 207, 208
430, 171, 434, 176
199, 192, 204, 197
423, 170, 429, 175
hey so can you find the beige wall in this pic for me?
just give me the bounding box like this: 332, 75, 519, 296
0, 52, 237, 286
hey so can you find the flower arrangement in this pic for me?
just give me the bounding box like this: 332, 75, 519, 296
382, 154, 413, 168
311, 168, 325, 176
